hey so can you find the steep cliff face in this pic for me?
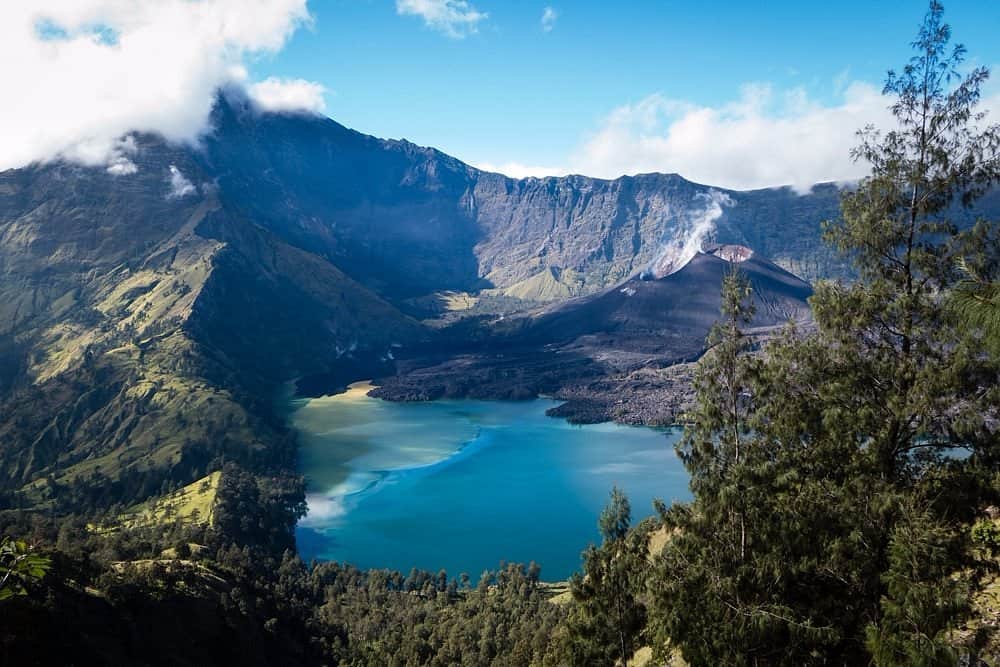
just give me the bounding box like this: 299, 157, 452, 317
467, 173, 842, 290
187, 97, 860, 301
471, 173, 698, 289
201, 97, 483, 297
146, 96, 991, 308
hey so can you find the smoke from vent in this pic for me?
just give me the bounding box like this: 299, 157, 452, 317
642, 190, 733, 279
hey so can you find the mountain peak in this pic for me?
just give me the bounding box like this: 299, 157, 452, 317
704, 243, 754, 263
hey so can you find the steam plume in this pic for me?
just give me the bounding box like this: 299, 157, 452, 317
643, 190, 733, 279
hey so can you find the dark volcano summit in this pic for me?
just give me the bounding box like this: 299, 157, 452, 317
528, 244, 812, 355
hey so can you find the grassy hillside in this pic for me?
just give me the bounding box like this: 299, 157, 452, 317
92, 471, 221, 535
0, 144, 422, 520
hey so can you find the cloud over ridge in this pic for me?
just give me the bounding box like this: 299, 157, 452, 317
166, 165, 196, 199
0, 1, 316, 173
249, 77, 327, 114
469, 79, 998, 192
569, 82, 894, 193
464, 81, 910, 192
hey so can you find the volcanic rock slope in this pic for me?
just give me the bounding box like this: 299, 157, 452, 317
527, 245, 814, 356
368, 245, 815, 426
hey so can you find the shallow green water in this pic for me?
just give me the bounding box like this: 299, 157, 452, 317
293, 390, 688, 580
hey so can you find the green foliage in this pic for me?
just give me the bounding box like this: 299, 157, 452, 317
212, 463, 307, 555
319, 561, 565, 666
680, 266, 758, 489
561, 487, 647, 666
1, 524, 566, 666
650, 2, 1000, 664
951, 223, 1000, 356
971, 519, 1000, 555
952, 272, 1000, 349
865, 503, 968, 666
0, 536, 50, 600
651, 270, 845, 665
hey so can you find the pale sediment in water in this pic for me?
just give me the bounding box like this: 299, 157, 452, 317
292, 379, 479, 498
319, 380, 378, 402
292, 383, 688, 579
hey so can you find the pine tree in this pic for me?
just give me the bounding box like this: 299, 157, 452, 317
952, 223, 1000, 356
864, 501, 969, 666
563, 487, 647, 666
808, 3, 1000, 656
651, 269, 842, 665
650, 3, 1000, 663
818, 0, 1000, 482
680, 266, 757, 563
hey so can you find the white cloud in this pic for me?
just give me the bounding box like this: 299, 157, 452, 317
476, 80, 1000, 191
105, 136, 138, 175
0, 1, 316, 173
166, 165, 196, 198
106, 157, 138, 176
396, 0, 487, 39
472, 160, 567, 179
249, 77, 327, 113
541, 6, 558, 32
567, 82, 898, 193
568, 83, 999, 193
479, 80, 1000, 192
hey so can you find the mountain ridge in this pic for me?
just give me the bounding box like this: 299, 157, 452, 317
200, 94, 852, 300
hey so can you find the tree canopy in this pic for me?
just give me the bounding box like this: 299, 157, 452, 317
650, 2, 1000, 664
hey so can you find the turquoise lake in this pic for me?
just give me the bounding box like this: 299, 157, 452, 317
292, 383, 689, 581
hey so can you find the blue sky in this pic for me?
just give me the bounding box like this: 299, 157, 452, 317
246, 0, 1000, 187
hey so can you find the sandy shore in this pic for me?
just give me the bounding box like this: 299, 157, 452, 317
299, 380, 377, 408
291, 381, 380, 486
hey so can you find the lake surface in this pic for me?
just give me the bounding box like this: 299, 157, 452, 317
292, 382, 689, 580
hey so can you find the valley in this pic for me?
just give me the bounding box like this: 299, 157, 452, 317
0, 89, 994, 548
0, 94, 874, 517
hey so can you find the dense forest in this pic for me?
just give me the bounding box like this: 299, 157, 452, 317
3, 2, 1000, 665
